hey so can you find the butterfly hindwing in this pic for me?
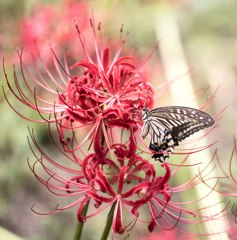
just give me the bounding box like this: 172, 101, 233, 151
141, 106, 214, 162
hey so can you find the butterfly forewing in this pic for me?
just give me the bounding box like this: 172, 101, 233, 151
150, 106, 214, 127
141, 106, 215, 162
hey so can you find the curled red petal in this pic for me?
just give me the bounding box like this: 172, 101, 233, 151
117, 166, 129, 195
152, 163, 171, 188
86, 191, 114, 203
66, 108, 91, 123
77, 195, 90, 222
102, 48, 110, 73
122, 182, 151, 199
123, 191, 153, 208
113, 56, 137, 66
148, 220, 156, 233
70, 61, 99, 75
162, 191, 171, 202
94, 178, 106, 192
124, 130, 136, 158
113, 201, 125, 234
65, 176, 85, 193
96, 169, 116, 197
160, 163, 171, 185
99, 69, 113, 94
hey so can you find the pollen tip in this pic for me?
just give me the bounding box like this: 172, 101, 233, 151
120, 24, 124, 32
122, 36, 127, 43
90, 18, 93, 27
98, 22, 101, 30
74, 20, 80, 33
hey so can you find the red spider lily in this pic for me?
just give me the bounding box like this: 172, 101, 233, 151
3, 15, 156, 156
28, 126, 155, 236
16, 0, 89, 65
27, 123, 229, 239
3, 11, 221, 163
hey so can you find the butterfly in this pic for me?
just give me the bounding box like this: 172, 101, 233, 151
140, 106, 215, 163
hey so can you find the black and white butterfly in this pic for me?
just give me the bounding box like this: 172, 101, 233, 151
140, 106, 215, 163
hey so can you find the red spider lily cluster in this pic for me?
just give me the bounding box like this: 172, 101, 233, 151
2, 11, 233, 239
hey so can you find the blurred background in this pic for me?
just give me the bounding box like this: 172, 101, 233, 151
0, 0, 237, 239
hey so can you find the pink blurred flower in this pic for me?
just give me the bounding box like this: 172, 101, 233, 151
17, 0, 89, 64
137, 229, 195, 240
228, 224, 237, 240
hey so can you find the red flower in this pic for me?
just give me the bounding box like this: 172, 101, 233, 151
28, 127, 154, 236
28, 124, 228, 238
4, 15, 155, 154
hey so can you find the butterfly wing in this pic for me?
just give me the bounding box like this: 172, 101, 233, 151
148, 118, 176, 162
145, 106, 214, 162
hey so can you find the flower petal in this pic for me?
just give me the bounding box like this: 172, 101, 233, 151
113, 201, 125, 234
96, 169, 116, 197
77, 195, 90, 222
117, 166, 129, 195
122, 182, 151, 198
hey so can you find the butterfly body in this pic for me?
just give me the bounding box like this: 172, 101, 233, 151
141, 106, 215, 162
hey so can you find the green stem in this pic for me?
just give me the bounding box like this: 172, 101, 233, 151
73, 198, 90, 240
100, 202, 116, 240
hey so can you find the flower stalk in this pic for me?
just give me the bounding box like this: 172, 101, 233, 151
100, 202, 116, 240
73, 198, 90, 240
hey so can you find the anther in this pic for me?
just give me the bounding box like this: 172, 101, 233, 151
90, 18, 93, 27
120, 24, 124, 33
74, 20, 80, 33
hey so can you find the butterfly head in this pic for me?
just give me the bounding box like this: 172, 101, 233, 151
142, 106, 149, 120
142, 106, 149, 113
